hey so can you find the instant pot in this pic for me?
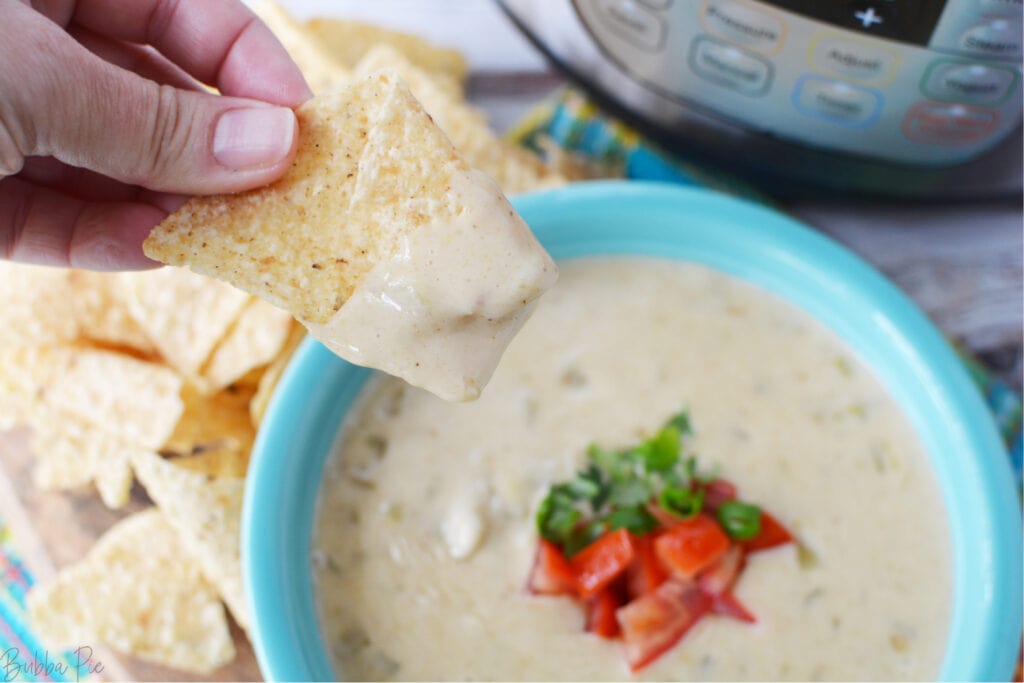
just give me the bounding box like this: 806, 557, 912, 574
497, 0, 1024, 199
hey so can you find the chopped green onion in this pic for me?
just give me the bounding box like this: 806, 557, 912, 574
717, 501, 762, 540
658, 485, 704, 519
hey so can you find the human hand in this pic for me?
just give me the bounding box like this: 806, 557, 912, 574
0, 0, 313, 270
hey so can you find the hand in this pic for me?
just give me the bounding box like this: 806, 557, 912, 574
0, 0, 313, 270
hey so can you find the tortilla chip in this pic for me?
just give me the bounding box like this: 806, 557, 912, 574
161, 383, 256, 479
0, 348, 182, 444
0, 346, 76, 428
68, 270, 158, 356
132, 453, 247, 630
116, 268, 250, 379
353, 45, 565, 195
0, 345, 183, 506
0, 262, 78, 347
143, 70, 472, 326
250, 325, 306, 426
27, 509, 235, 673
200, 297, 295, 393
39, 345, 184, 448
252, 0, 352, 94
29, 405, 147, 508
305, 17, 466, 97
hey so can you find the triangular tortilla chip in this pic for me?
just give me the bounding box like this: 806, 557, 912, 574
143, 70, 471, 325
30, 405, 148, 508
116, 268, 250, 379
353, 45, 565, 195
39, 345, 184, 447
1, 345, 183, 507
305, 16, 466, 97
0, 261, 78, 347
131, 453, 247, 630
252, 0, 352, 94
0, 346, 76, 428
68, 270, 158, 356
27, 509, 235, 674
199, 297, 295, 393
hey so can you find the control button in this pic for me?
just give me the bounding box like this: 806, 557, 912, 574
702, 0, 786, 54
960, 18, 1021, 58
811, 34, 899, 84
922, 61, 1019, 105
636, 0, 673, 8
689, 36, 772, 96
792, 75, 883, 127
595, 0, 667, 52
903, 102, 1000, 144
853, 7, 884, 28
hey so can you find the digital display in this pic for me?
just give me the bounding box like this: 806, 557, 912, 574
765, 0, 949, 45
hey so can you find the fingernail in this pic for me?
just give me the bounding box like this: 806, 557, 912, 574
213, 107, 296, 171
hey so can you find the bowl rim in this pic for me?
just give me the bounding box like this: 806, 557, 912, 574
243, 181, 1023, 681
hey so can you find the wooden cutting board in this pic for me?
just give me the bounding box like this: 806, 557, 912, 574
0, 428, 262, 682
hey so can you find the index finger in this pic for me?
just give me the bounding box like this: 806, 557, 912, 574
70, 0, 312, 106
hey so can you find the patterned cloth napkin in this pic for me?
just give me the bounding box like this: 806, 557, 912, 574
0, 87, 1020, 683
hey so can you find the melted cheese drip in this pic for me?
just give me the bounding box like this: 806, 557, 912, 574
306, 169, 557, 401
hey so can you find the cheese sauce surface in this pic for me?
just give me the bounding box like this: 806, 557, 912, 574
313, 258, 950, 681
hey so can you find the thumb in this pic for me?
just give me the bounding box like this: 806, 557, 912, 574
2, 8, 299, 195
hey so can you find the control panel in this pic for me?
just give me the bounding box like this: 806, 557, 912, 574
572, 0, 1023, 165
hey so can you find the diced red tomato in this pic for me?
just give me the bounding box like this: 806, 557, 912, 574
742, 512, 793, 553
710, 591, 757, 623
585, 587, 623, 638
654, 514, 730, 579
701, 479, 737, 511
617, 577, 713, 671
526, 539, 576, 595
626, 533, 668, 599
697, 544, 745, 595
572, 528, 635, 599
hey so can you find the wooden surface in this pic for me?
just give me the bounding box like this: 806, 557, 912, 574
0, 4, 1020, 683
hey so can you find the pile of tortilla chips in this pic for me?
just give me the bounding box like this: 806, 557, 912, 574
1, 4, 577, 676
2, 262, 298, 673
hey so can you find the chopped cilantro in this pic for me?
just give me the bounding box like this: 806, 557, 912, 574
605, 506, 658, 534
536, 407, 768, 554
607, 478, 651, 507
637, 426, 680, 471
664, 409, 693, 435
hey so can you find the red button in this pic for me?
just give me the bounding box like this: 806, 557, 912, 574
902, 101, 1000, 144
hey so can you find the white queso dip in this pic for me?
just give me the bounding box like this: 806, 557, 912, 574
313, 258, 951, 680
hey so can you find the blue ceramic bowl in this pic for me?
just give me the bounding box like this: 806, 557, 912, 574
243, 182, 1023, 681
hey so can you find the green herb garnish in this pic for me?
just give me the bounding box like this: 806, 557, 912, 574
717, 500, 762, 540
658, 485, 704, 520
535, 408, 770, 555
537, 409, 707, 552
